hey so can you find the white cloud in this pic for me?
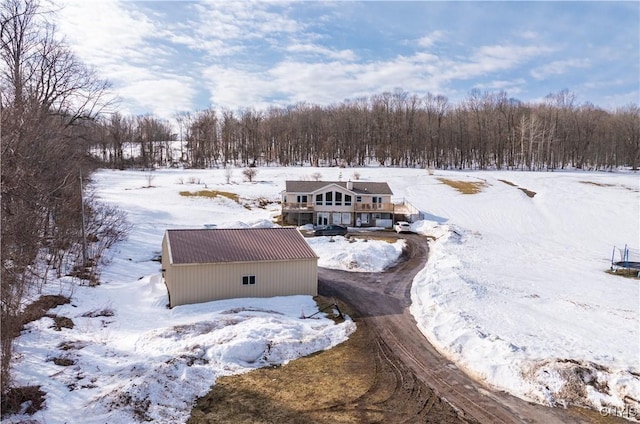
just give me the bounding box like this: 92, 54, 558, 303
519, 30, 540, 40
56, 0, 161, 67
531, 58, 591, 80
192, 1, 302, 43
202, 53, 449, 111
118, 76, 197, 120
473, 79, 526, 95
55, 0, 201, 119
286, 43, 356, 61
51, 1, 636, 115
440, 44, 555, 82
198, 39, 557, 111
417, 30, 445, 48
475, 44, 555, 67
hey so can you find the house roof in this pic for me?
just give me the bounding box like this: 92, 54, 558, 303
285, 180, 393, 195
165, 227, 318, 265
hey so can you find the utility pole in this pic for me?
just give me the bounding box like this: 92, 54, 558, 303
79, 168, 88, 266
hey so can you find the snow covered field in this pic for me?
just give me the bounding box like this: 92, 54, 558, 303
5, 166, 639, 423
405, 171, 640, 414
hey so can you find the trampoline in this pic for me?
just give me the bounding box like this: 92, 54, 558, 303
611, 245, 640, 276
612, 261, 640, 270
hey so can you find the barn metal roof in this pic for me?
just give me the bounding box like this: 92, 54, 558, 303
285, 180, 393, 195
165, 227, 318, 265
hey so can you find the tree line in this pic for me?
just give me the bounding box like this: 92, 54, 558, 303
93, 90, 639, 172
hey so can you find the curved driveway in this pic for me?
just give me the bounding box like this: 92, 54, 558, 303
318, 233, 596, 424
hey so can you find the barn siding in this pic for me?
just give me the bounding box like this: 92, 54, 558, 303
165, 258, 317, 307
161, 235, 175, 305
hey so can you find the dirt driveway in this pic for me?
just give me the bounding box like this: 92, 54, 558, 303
318, 232, 618, 424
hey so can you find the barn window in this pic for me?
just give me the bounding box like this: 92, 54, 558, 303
242, 275, 256, 285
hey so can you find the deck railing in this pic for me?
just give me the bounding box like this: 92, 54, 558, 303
282, 202, 314, 210
354, 203, 394, 212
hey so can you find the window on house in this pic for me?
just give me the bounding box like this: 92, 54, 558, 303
344, 194, 352, 206
242, 275, 256, 285
335, 192, 342, 206
325, 191, 333, 206
315, 193, 323, 205
297, 195, 307, 204
356, 196, 362, 202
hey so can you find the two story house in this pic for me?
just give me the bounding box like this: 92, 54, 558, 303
281, 180, 395, 228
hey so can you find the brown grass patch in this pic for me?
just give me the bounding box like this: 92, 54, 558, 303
81, 307, 115, 318
58, 340, 88, 351
47, 315, 74, 331
437, 178, 487, 194
179, 190, 240, 203
189, 299, 374, 424
606, 269, 640, 279
498, 179, 517, 187
8, 295, 72, 338
580, 180, 638, 193
498, 179, 537, 198
0, 386, 46, 417
51, 357, 76, 367
519, 187, 537, 198
580, 181, 615, 188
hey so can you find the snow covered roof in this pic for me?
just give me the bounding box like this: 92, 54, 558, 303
165, 227, 318, 265
285, 180, 393, 195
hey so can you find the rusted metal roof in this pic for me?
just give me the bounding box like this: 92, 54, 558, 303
285, 180, 393, 195
165, 227, 318, 265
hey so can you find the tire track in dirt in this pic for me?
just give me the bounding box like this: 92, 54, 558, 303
319, 232, 616, 424
307, 314, 470, 423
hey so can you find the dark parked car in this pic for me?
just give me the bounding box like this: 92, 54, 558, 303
314, 225, 348, 237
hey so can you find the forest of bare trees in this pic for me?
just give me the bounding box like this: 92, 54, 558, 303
92, 89, 639, 172
0, 0, 128, 399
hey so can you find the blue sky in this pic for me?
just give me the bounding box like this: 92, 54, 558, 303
55, 1, 639, 119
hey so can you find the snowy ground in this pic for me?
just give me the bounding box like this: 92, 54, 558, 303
3, 169, 398, 424
5, 166, 639, 423
405, 171, 640, 416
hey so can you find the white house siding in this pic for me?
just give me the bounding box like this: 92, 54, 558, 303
282, 180, 396, 228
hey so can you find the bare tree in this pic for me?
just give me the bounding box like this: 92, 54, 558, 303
242, 167, 257, 182
81, 87, 639, 173
616, 104, 640, 170
1, 0, 117, 395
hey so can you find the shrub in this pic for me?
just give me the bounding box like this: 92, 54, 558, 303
242, 168, 257, 182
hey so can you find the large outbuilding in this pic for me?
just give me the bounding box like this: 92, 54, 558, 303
161, 227, 319, 308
